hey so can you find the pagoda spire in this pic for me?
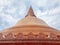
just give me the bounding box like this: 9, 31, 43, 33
25, 6, 36, 17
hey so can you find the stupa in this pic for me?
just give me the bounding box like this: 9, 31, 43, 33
0, 6, 60, 45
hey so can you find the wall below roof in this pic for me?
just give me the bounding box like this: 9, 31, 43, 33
0, 40, 60, 45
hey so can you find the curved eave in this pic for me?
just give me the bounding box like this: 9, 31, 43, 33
1, 25, 60, 35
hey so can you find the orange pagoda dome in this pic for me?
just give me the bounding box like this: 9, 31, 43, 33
0, 6, 60, 45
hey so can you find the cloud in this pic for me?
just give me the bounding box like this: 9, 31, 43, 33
0, 13, 17, 30
0, 0, 29, 30
31, 0, 60, 30
0, 0, 60, 30
0, 0, 14, 6
48, 7, 60, 15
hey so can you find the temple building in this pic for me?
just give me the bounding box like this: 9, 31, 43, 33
0, 6, 60, 45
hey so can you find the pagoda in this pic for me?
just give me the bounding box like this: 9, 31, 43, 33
0, 6, 60, 45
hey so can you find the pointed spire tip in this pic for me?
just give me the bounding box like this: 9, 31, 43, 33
25, 6, 36, 17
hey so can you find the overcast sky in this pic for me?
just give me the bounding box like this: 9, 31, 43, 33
0, 0, 60, 31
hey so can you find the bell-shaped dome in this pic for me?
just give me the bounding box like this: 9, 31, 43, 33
16, 7, 47, 26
